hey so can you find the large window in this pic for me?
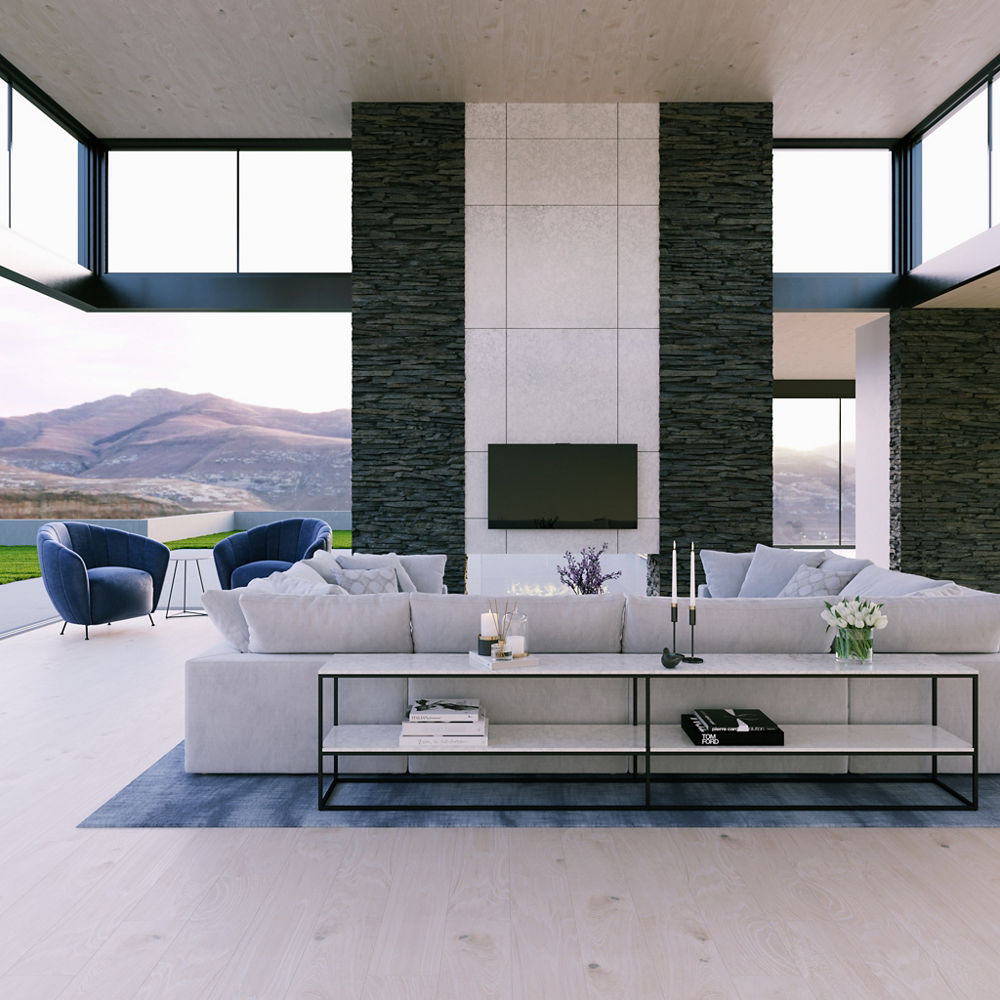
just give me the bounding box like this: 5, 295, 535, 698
8, 89, 80, 262
108, 148, 351, 273
919, 87, 989, 262
773, 148, 892, 272
773, 395, 855, 548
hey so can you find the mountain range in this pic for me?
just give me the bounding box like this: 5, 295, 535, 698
0, 388, 351, 515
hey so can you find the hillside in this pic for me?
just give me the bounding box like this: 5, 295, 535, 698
0, 389, 351, 513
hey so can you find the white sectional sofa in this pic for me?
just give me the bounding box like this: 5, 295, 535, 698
186, 565, 1000, 775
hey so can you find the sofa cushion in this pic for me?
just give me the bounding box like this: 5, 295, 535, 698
398, 554, 448, 594
299, 549, 343, 583
239, 592, 413, 653
246, 570, 347, 597
839, 564, 943, 598
872, 593, 1000, 652
334, 552, 417, 592
820, 551, 873, 578
202, 587, 251, 652
737, 545, 824, 598
777, 563, 859, 598
699, 550, 754, 599
332, 566, 399, 595
623, 595, 832, 654
409, 593, 626, 653
89, 565, 154, 623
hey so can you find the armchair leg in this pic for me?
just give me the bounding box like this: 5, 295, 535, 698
148, 614, 156, 628
85, 625, 89, 640
60, 622, 67, 636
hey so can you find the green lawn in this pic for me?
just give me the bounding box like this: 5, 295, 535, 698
0, 529, 352, 585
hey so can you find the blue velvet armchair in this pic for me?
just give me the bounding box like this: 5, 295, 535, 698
212, 517, 332, 590
37, 522, 171, 639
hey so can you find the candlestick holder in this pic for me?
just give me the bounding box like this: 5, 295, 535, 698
660, 604, 683, 668
683, 605, 704, 664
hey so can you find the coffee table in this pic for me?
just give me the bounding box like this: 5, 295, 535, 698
317, 652, 978, 811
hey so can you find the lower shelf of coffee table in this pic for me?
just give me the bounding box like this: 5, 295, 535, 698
321, 722, 973, 757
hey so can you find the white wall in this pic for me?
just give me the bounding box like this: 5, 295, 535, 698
855, 315, 891, 565
465, 103, 660, 555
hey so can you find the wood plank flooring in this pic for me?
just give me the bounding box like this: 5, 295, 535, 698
2, 616, 1000, 999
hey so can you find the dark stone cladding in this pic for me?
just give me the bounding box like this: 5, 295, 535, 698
658, 104, 773, 593
889, 308, 1000, 592
351, 103, 466, 594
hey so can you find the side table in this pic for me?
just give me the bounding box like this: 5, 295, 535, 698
165, 552, 208, 618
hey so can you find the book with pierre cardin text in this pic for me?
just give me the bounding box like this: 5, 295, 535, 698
682, 709, 783, 746
692, 708, 780, 732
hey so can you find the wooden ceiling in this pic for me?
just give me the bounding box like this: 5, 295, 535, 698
3, 0, 1000, 139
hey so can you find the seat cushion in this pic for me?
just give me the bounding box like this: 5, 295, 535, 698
231, 560, 294, 589
88, 566, 154, 624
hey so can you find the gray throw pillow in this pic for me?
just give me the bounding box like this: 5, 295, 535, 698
737, 544, 824, 598
333, 566, 399, 595
398, 554, 448, 594
839, 564, 942, 597
820, 551, 873, 578
776, 563, 859, 598
699, 550, 754, 599
335, 551, 417, 592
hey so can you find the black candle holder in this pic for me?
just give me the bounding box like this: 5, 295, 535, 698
683, 605, 704, 664
661, 604, 683, 668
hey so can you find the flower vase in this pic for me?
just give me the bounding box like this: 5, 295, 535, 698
834, 626, 874, 665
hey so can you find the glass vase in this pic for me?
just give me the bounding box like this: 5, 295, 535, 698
834, 626, 874, 665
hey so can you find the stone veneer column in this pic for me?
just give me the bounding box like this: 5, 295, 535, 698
658, 104, 773, 593
889, 308, 1000, 591
351, 103, 466, 594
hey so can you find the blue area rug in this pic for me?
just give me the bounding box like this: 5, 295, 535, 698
78, 743, 994, 828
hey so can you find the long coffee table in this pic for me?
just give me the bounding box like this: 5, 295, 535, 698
317, 652, 978, 811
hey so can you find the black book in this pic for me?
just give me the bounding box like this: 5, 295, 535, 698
681, 713, 784, 746
692, 708, 780, 732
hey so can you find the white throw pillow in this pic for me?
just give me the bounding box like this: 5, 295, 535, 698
737, 544, 824, 598
333, 566, 399, 595
201, 587, 251, 652
839, 564, 942, 598
334, 552, 417, 592
699, 549, 754, 598
398, 554, 448, 594
246, 571, 347, 597
300, 549, 343, 584
776, 563, 858, 598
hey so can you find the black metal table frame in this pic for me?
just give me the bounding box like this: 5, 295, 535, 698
164, 554, 208, 619
317, 668, 978, 812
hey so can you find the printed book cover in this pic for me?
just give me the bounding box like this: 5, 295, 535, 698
681, 713, 784, 747
408, 698, 481, 722
692, 708, 780, 732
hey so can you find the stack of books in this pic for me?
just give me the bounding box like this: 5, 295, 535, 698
399, 697, 489, 747
681, 707, 784, 746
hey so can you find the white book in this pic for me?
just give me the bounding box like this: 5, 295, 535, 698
407, 697, 480, 722
399, 722, 489, 747
400, 715, 488, 737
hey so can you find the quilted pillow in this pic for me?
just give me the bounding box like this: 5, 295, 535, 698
333, 566, 399, 595
776, 563, 858, 598
334, 552, 417, 592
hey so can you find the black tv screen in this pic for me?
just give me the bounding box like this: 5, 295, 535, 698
488, 444, 638, 529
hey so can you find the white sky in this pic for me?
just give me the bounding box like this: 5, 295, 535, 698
0, 277, 352, 416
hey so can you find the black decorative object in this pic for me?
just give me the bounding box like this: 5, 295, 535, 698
683, 605, 704, 664
661, 647, 683, 670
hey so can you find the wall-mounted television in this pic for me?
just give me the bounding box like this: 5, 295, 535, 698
488, 443, 638, 529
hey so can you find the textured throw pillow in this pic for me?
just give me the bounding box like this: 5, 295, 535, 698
201, 587, 251, 652
819, 551, 873, 578
737, 544, 824, 598
398, 554, 448, 594
699, 550, 754, 599
776, 563, 859, 598
333, 566, 399, 595
246, 572, 348, 597
334, 552, 417, 593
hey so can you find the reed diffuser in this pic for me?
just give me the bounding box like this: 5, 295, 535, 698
487, 598, 518, 660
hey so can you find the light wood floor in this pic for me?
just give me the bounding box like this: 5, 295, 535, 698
3, 616, 1000, 1000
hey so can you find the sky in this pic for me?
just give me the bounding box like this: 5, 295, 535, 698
0, 277, 352, 417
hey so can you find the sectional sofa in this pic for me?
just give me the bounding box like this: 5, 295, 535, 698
185, 546, 1000, 776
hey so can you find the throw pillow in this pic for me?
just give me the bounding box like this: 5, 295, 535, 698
398, 553, 448, 594
246, 572, 348, 597
819, 551, 873, 578
202, 587, 251, 652
839, 564, 942, 598
776, 563, 859, 598
333, 566, 399, 595
300, 548, 342, 584
737, 544, 824, 598
699, 550, 754, 598
334, 552, 417, 593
